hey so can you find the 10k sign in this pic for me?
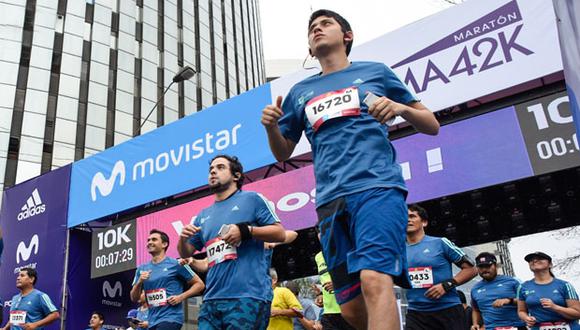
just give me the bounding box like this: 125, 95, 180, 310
91, 220, 137, 279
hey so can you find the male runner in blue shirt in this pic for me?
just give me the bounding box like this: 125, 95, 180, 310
131, 229, 204, 330
261, 9, 439, 330
470, 252, 525, 330
177, 154, 286, 329
1, 268, 59, 330
405, 204, 477, 330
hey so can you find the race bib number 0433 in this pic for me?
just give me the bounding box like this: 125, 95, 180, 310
408, 266, 434, 288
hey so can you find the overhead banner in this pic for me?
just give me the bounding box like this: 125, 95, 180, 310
271, 0, 563, 157
135, 91, 579, 264
0, 165, 71, 328
553, 0, 580, 141
67, 230, 134, 329
68, 84, 275, 227
135, 167, 316, 264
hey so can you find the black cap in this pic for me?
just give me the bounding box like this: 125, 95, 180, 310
524, 251, 552, 262
475, 252, 497, 266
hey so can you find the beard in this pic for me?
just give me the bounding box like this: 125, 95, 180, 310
209, 179, 232, 193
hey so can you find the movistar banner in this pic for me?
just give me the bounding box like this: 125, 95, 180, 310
68, 84, 275, 227
553, 0, 580, 141
0, 165, 71, 328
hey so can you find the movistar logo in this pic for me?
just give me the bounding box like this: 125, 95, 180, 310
17, 234, 39, 264
91, 160, 126, 201
102, 281, 122, 298
17, 188, 46, 221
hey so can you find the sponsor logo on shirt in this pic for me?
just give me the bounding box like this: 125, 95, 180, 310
298, 91, 314, 106
232, 205, 240, 211
423, 248, 431, 253
352, 78, 364, 85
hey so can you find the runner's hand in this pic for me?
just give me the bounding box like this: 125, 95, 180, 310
540, 298, 556, 309
522, 315, 536, 327
222, 224, 242, 246
264, 242, 277, 250
322, 281, 334, 294
138, 321, 149, 328
367, 95, 405, 125
425, 283, 446, 300
470, 325, 480, 330
261, 96, 284, 128
139, 270, 151, 283
22, 324, 37, 330
180, 224, 201, 239
178, 257, 193, 266
492, 298, 511, 308
167, 295, 184, 305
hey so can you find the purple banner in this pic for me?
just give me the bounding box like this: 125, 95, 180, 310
66, 230, 135, 329
0, 165, 71, 328
394, 106, 533, 203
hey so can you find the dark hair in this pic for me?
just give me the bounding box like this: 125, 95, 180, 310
308, 9, 353, 55
457, 290, 467, 304
210, 154, 245, 189
149, 229, 170, 252
92, 311, 105, 322
408, 204, 429, 222
20, 267, 37, 285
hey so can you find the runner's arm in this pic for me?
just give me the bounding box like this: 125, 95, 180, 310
471, 306, 482, 330
29, 311, 59, 329
181, 274, 205, 300
188, 257, 209, 274
547, 299, 580, 320
400, 101, 439, 135
177, 237, 196, 258
265, 125, 297, 162
251, 223, 286, 243
453, 260, 478, 285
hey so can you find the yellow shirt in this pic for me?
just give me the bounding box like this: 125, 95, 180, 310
267, 286, 303, 330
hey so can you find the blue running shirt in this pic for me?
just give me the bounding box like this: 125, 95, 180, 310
132, 257, 195, 327
471, 275, 524, 328
188, 190, 279, 302
406, 235, 465, 312
517, 278, 580, 330
278, 61, 417, 207
9, 289, 58, 329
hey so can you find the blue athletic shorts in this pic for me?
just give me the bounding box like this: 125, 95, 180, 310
198, 298, 271, 330
316, 187, 411, 304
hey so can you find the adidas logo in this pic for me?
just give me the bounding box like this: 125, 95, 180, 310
17, 189, 46, 221
498, 284, 503, 287
553, 289, 559, 293
352, 78, 364, 84
423, 248, 430, 253
232, 205, 240, 211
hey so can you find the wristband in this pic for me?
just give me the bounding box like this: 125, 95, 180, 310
236, 223, 252, 241
441, 279, 458, 292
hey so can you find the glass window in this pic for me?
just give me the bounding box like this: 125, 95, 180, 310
53, 117, 77, 144
117, 50, 135, 73
92, 22, 111, 45
58, 74, 81, 98
20, 112, 47, 138
84, 124, 106, 150
90, 42, 111, 65
66, 0, 85, 17
164, 34, 178, 56
62, 34, 84, 57
87, 81, 108, 107
56, 95, 79, 121
18, 136, 43, 162
23, 88, 49, 115
60, 53, 83, 77
15, 160, 41, 185
114, 132, 131, 145
114, 110, 133, 134
52, 141, 75, 167
93, 3, 111, 24
29, 45, 53, 70
116, 69, 133, 93
63, 14, 85, 38
115, 89, 133, 115
142, 42, 159, 65
26, 67, 51, 92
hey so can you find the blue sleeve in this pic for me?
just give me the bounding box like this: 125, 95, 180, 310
563, 281, 579, 300
132, 267, 141, 286
278, 89, 305, 143
470, 287, 479, 309
440, 237, 465, 263
177, 263, 195, 282
39, 293, 58, 314
188, 214, 204, 251
516, 283, 526, 301
383, 65, 418, 105
510, 278, 521, 297
254, 193, 280, 226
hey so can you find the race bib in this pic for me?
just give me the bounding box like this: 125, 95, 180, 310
146, 288, 167, 307
305, 87, 360, 132
206, 237, 237, 267
408, 267, 434, 288
539, 322, 571, 330
9, 311, 27, 325
494, 327, 518, 330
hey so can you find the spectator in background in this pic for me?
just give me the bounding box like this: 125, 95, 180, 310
87, 312, 105, 330
268, 269, 303, 330
286, 281, 320, 330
